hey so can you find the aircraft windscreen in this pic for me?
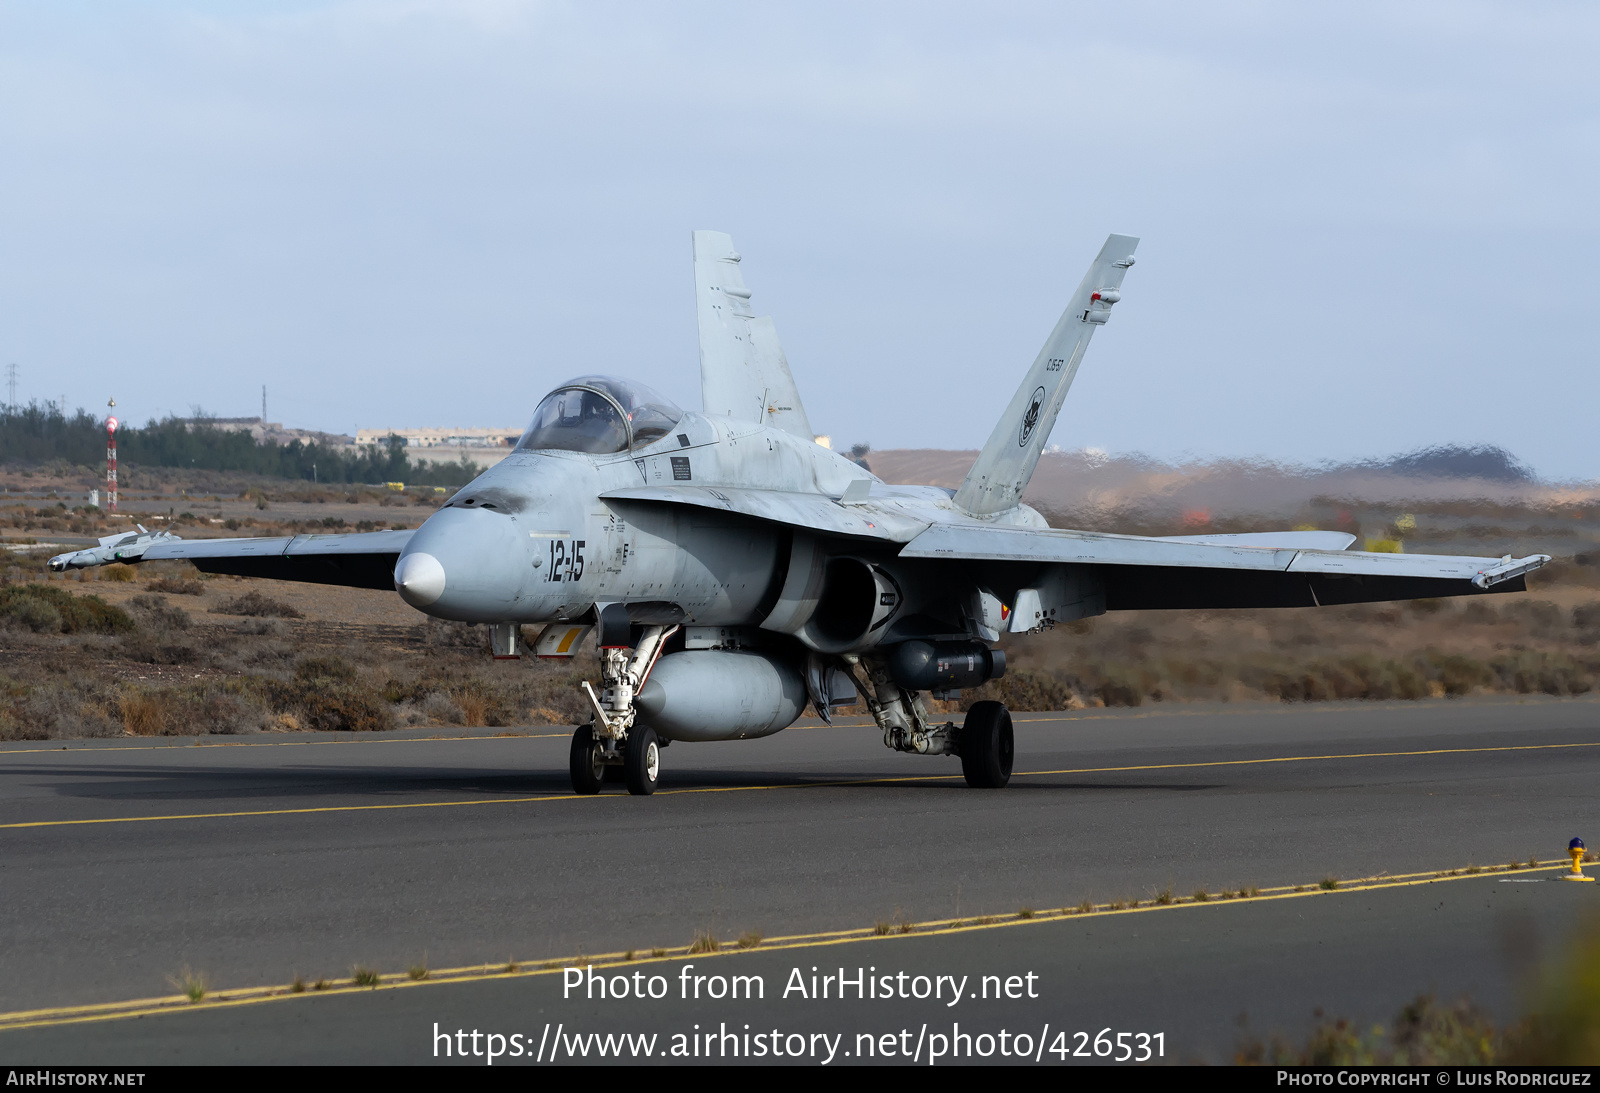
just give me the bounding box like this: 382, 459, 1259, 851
516, 377, 683, 454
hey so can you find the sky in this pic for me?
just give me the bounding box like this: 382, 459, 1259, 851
1, 1, 1596, 477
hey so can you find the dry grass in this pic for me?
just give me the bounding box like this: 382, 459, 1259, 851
211, 590, 303, 619
168, 967, 206, 1003
118, 690, 167, 736
689, 932, 719, 954
146, 577, 205, 595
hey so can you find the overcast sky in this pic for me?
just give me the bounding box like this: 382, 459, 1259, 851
2, 2, 1596, 476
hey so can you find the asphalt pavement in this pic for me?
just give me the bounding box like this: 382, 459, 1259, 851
3, 695, 1599, 1063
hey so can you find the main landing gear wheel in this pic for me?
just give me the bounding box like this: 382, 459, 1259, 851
625, 725, 661, 796
569, 724, 605, 795
960, 701, 1013, 788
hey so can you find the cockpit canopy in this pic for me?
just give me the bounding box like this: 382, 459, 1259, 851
515, 376, 684, 455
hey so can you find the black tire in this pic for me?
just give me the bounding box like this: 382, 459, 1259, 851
960, 701, 1013, 788
624, 725, 661, 796
569, 724, 605, 795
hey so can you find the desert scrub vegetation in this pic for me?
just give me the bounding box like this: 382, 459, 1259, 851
210, 590, 304, 618
969, 587, 1600, 709
0, 584, 134, 635
963, 649, 1599, 711
0, 577, 592, 739
1240, 917, 1600, 1065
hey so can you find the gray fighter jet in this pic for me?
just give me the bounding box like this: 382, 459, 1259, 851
52, 232, 1550, 796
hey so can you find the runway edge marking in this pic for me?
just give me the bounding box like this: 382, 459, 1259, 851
0, 860, 1570, 1034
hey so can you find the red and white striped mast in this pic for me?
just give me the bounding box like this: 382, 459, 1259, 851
105, 398, 118, 513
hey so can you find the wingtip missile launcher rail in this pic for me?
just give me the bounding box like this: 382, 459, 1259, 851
48, 527, 183, 572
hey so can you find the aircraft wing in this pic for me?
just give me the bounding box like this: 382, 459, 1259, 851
1156, 531, 1357, 551
899, 523, 1548, 608
138, 529, 413, 590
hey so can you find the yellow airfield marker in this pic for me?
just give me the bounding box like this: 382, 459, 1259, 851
1561, 837, 1595, 881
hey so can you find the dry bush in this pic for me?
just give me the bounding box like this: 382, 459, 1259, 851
2, 679, 120, 740
295, 655, 357, 683
125, 594, 190, 631
420, 618, 485, 651
211, 590, 303, 618
118, 682, 270, 736
1238, 993, 1497, 1065
118, 690, 168, 735
456, 690, 490, 726
102, 564, 136, 583
0, 585, 135, 634
294, 686, 394, 732
117, 632, 202, 665
146, 577, 205, 595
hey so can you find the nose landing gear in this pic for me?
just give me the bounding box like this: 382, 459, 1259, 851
569, 622, 676, 796
569, 723, 606, 795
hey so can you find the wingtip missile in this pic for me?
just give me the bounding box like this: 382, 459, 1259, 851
47, 529, 182, 572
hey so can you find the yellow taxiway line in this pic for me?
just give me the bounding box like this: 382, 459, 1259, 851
4, 739, 1600, 832
0, 859, 1570, 1034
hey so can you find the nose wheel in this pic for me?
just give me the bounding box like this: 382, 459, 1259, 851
624, 726, 660, 796
569, 724, 605, 795
568, 723, 662, 796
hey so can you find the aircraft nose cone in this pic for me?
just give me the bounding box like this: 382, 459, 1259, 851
394, 552, 447, 607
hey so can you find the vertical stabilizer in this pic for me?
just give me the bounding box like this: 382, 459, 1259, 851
952, 234, 1139, 516
693, 231, 814, 439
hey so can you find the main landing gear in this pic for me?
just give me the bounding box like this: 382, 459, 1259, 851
844, 655, 1013, 788
569, 622, 675, 796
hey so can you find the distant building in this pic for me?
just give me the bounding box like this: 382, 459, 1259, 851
177, 417, 354, 447
354, 427, 520, 449
354, 426, 522, 471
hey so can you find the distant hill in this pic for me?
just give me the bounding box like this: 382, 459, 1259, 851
1369, 444, 1533, 483
865, 443, 1581, 533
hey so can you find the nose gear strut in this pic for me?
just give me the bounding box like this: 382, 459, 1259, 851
571, 623, 677, 796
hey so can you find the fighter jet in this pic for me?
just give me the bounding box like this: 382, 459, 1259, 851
52, 232, 1550, 796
